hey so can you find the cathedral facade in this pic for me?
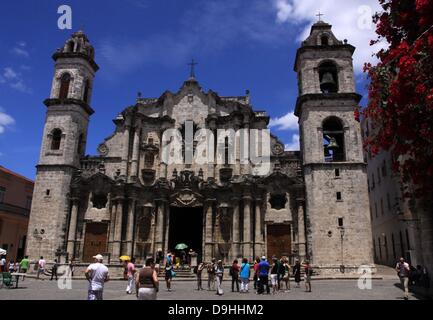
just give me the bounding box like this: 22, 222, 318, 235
26, 22, 374, 272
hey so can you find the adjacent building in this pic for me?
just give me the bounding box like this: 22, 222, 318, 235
0, 165, 33, 262
362, 118, 429, 271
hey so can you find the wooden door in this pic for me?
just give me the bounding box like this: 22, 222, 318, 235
267, 224, 291, 258
83, 223, 108, 262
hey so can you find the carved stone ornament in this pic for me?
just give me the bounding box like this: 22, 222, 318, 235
272, 143, 284, 156
97, 143, 109, 156
170, 190, 203, 207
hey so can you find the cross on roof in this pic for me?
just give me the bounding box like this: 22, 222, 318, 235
188, 59, 198, 78
316, 11, 324, 22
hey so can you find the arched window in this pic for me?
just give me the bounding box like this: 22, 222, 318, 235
224, 137, 229, 165
321, 35, 329, 46
269, 194, 287, 210
59, 73, 71, 100
319, 61, 338, 93
144, 153, 154, 167
51, 129, 62, 150
83, 79, 90, 104
323, 117, 345, 162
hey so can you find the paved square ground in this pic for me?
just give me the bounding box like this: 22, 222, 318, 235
0, 277, 427, 300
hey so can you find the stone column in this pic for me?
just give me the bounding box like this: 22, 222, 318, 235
243, 195, 252, 260
254, 200, 264, 258
231, 198, 240, 259
121, 124, 131, 176
164, 204, 170, 253
130, 125, 141, 180
154, 201, 165, 253
149, 207, 156, 257
66, 198, 79, 257
204, 200, 214, 261
108, 200, 117, 254
297, 199, 306, 260
125, 198, 136, 256
112, 197, 124, 258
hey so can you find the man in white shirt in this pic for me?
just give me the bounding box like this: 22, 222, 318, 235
85, 254, 109, 300
396, 257, 410, 300
37, 256, 46, 279
0, 256, 6, 272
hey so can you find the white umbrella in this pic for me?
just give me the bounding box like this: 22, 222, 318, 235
0, 248, 6, 256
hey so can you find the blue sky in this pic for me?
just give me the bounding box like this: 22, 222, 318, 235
0, 0, 382, 180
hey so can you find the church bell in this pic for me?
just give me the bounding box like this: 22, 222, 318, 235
326, 137, 339, 150
320, 72, 337, 93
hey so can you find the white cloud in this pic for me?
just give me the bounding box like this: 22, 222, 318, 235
3, 67, 18, 80
0, 108, 15, 134
269, 111, 298, 131
273, 0, 386, 73
0, 67, 32, 93
285, 134, 300, 151
11, 41, 29, 58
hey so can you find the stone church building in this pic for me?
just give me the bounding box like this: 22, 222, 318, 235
26, 21, 374, 272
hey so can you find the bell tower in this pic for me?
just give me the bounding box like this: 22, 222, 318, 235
26, 31, 99, 261
295, 21, 374, 271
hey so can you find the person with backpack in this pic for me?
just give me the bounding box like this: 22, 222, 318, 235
304, 260, 313, 293
215, 260, 224, 296
278, 257, 286, 290
230, 259, 240, 292
165, 253, 174, 292
207, 258, 216, 291
50, 259, 59, 281
239, 258, 251, 293
257, 256, 270, 295
293, 259, 302, 288
396, 257, 410, 300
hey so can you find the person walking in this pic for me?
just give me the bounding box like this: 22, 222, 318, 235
126, 258, 136, 294
253, 257, 260, 290
304, 260, 313, 293
19, 256, 30, 280
136, 258, 159, 300
207, 258, 216, 291
215, 260, 224, 296
196, 262, 205, 290
293, 259, 301, 288
396, 257, 410, 300
165, 253, 174, 292
69, 258, 75, 277
37, 256, 46, 279
240, 258, 251, 293
85, 254, 109, 300
230, 259, 240, 292
257, 256, 270, 295
50, 259, 59, 281
270, 257, 279, 294
282, 257, 291, 292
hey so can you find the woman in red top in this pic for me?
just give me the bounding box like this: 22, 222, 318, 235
253, 257, 260, 290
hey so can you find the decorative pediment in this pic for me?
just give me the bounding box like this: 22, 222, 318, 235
170, 169, 203, 190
